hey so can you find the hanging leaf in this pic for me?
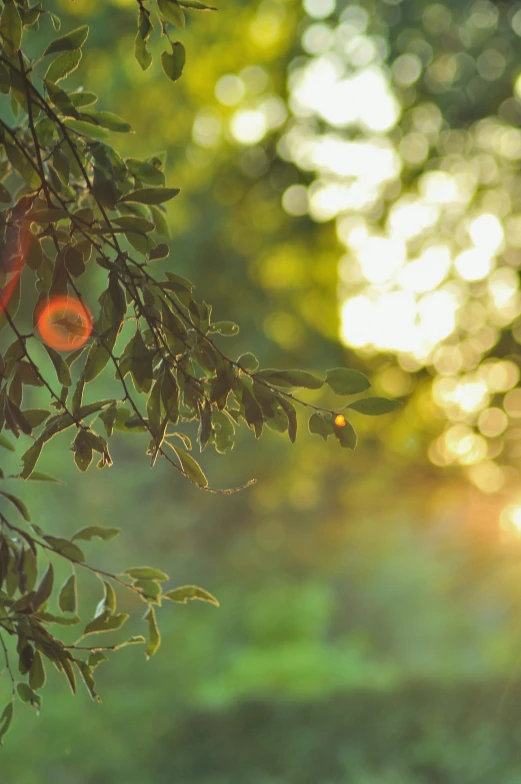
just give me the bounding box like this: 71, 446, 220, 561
63, 118, 109, 141
346, 397, 402, 416
325, 368, 371, 396
32, 563, 54, 611
0, 491, 30, 521
0, 702, 14, 746
143, 605, 160, 659
43, 536, 85, 562
45, 49, 82, 83
25, 471, 63, 484
43, 25, 89, 56
0, 434, 15, 452
160, 41, 185, 82
125, 566, 169, 581
254, 369, 323, 390
71, 526, 120, 542
164, 585, 219, 606
73, 430, 93, 472
83, 612, 129, 637
158, 0, 185, 27
308, 412, 335, 441
58, 573, 77, 613
20, 440, 44, 479
119, 187, 180, 205
171, 445, 208, 487
75, 660, 101, 703
29, 651, 46, 691
208, 321, 239, 336
334, 418, 357, 450
0, 1, 22, 57
80, 110, 133, 133
44, 344, 72, 387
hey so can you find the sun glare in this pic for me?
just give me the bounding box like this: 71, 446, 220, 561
37, 296, 93, 352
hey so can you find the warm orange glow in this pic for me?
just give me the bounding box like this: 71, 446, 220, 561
0, 228, 31, 317
37, 296, 93, 351
334, 414, 346, 427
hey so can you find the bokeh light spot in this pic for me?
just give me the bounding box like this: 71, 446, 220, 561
37, 296, 93, 352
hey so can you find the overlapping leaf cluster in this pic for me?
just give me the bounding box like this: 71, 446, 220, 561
0, 0, 400, 741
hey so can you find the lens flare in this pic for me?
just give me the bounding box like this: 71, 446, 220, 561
37, 296, 93, 351
335, 414, 346, 427
0, 226, 31, 317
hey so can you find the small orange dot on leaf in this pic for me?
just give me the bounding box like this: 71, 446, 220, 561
335, 414, 346, 427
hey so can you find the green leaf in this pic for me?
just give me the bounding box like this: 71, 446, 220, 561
26, 471, 63, 484
149, 242, 169, 260
83, 612, 129, 637
29, 651, 46, 691
143, 605, 160, 659
208, 321, 239, 337
325, 368, 371, 396
0, 492, 30, 521
334, 418, 357, 449
134, 30, 152, 71
34, 611, 80, 626
20, 440, 44, 479
44, 344, 72, 387
158, 0, 185, 27
20, 409, 51, 429
63, 118, 109, 140
125, 567, 169, 581
98, 402, 118, 437
45, 49, 82, 83
80, 110, 133, 133
126, 158, 165, 186
75, 660, 100, 703
147, 379, 162, 434
119, 187, 180, 205
171, 445, 208, 487
83, 329, 119, 383
133, 578, 161, 603
164, 585, 219, 606
32, 563, 54, 611
113, 215, 155, 234
279, 397, 297, 443
16, 683, 40, 712
43, 536, 85, 562
0, 702, 14, 746
346, 397, 402, 416
178, 0, 217, 8
88, 651, 108, 669
161, 41, 185, 82
73, 430, 93, 472
95, 581, 116, 617
43, 24, 89, 56
58, 573, 77, 613
69, 89, 97, 107
0, 434, 15, 452
72, 526, 121, 542
63, 246, 85, 277
237, 352, 259, 371
5, 143, 40, 188
0, 1, 22, 57
254, 369, 323, 390
308, 412, 335, 441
